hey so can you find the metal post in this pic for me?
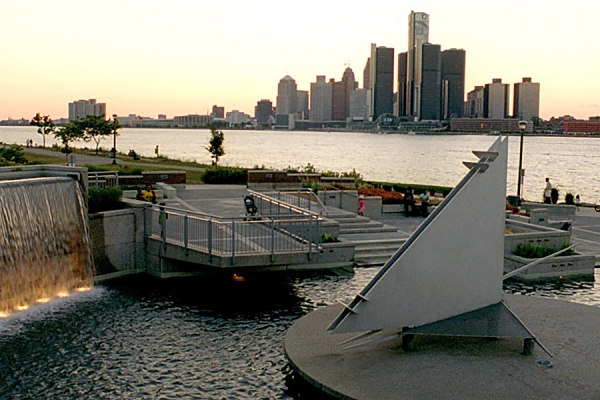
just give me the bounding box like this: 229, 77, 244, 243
231, 219, 236, 265
270, 217, 275, 262
183, 215, 189, 256
207, 218, 213, 262
161, 208, 167, 250
517, 131, 524, 198
308, 216, 313, 261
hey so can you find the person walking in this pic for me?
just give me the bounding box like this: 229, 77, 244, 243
543, 178, 552, 204
358, 195, 365, 216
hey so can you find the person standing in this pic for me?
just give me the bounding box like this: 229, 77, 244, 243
575, 194, 581, 211
544, 178, 552, 204
404, 187, 415, 217
358, 195, 365, 216
420, 189, 430, 217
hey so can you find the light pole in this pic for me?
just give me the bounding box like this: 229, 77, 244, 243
516, 120, 527, 200
112, 114, 118, 165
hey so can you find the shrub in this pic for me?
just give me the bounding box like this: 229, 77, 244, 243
88, 186, 123, 213
513, 243, 574, 259
320, 233, 339, 243
202, 167, 247, 185
0, 146, 27, 165
565, 192, 575, 205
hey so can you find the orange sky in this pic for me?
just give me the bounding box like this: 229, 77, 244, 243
1, 0, 599, 121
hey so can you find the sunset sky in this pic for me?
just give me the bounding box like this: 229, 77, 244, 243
1, 0, 598, 121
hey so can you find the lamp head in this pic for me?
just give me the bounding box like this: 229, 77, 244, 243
518, 120, 527, 131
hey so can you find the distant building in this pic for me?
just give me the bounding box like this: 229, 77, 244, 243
174, 114, 211, 127
405, 11, 430, 119
310, 76, 333, 122
226, 110, 250, 125
451, 118, 521, 133
211, 105, 225, 119
297, 90, 309, 120
441, 48, 466, 119
276, 75, 298, 116
255, 99, 274, 125
349, 89, 372, 121
363, 58, 371, 90
466, 86, 485, 118
563, 121, 600, 134
420, 43, 442, 120
369, 43, 395, 120
397, 52, 408, 116
483, 79, 509, 119
332, 67, 356, 121
513, 77, 540, 122
68, 99, 106, 121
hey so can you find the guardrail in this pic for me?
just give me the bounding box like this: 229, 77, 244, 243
145, 204, 322, 264
250, 189, 328, 216
88, 171, 119, 188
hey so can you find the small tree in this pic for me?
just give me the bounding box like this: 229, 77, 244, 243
55, 122, 84, 152
205, 124, 225, 166
78, 115, 112, 154
30, 113, 55, 147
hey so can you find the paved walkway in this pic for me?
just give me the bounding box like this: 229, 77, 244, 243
286, 295, 600, 399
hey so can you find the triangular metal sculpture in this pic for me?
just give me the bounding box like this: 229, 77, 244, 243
328, 137, 547, 354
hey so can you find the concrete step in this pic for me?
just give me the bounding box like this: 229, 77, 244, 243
340, 225, 400, 235
354, 254, 393, 267
339, 221, 384, 230
355, 243, 404, 255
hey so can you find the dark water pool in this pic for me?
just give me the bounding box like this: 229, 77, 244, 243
1, 269, 599, 399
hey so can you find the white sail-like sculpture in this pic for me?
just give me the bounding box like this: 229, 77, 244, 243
328, 137, 543, 352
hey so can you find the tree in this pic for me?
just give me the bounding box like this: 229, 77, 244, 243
55, 122, 84, 152
30, 113, 55, 147
78, 115, 112, 154
205, 124, 225, 166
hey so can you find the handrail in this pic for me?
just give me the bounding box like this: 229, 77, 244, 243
249, 188, 328, 216
88, 171, 119, 188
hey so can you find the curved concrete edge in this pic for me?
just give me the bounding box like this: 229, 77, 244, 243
285, 295, 600, 400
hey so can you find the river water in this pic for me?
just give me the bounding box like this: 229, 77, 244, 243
2, 126, 600, 398
2, 126, 599, 203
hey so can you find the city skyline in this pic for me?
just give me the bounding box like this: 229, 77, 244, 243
2, 1, 599, 121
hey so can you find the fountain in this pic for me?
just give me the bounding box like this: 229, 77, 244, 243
0, 177, 94, 317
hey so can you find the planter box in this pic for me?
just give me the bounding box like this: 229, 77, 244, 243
504, 253, 595, 280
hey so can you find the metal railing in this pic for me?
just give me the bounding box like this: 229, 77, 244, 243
145, 204, 322, 264
88, 171, 119, 188
250, 189, 329, 216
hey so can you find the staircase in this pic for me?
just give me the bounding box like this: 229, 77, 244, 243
325, 211, 408, 267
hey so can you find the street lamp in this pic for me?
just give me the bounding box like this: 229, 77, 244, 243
516, 120, 527, 199
112, 114, 118, 165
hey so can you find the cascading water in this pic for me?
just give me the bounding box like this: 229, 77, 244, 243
0, 177, 94, 316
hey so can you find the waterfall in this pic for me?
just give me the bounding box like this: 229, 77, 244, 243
0, 177, 94, 316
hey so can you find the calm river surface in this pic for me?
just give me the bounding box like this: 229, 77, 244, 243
2, 126, 600, 203
2, 269, 600, 399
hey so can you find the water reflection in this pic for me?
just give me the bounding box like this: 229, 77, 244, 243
0, 268, 598, 399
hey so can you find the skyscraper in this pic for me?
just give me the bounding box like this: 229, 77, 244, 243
441, 49, 466, 119
406, 11, 429, 119
369, 43, 395, 120
484, 79, 509, 119
276, 75, 298, 126
255, 99, 274, 125
420, 43, 442, 120
332, 67, 356, 121
513, 77, 540, 122
68, 99, 106, 122
466, 86, 485, 118
310, 76, 333, 122
397, 52, 408, 116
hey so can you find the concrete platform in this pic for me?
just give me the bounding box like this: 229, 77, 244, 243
285, 295, 600, 399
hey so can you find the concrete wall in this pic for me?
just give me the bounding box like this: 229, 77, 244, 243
89, 203, 147, 277
520, 202, 576, 217
504, 253, 594, 280
505, 219, 570, 255
0, 165, 88, 199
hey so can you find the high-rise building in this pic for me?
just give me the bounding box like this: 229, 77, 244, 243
406, 11, 429, 119
349, 89, 372, 121
276, 75, 298, 126
369, 44, 395, 120
211, 105, 225, 119
255, 99, 274, 125
420, 43, 442, 120
513, 77, 540, 122
397, 52, 408, 116
483, 79, 509, 119
363, 58, 371, 90
466, 86, 485, 118
297, 90, 309, 120
332, 67, 356, 121
441, 49, 466, 119
310, 76, 333, 122
68, 99, 106, 121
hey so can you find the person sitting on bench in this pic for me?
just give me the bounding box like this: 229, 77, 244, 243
404, 187, 416, 217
